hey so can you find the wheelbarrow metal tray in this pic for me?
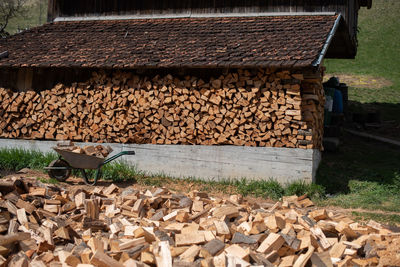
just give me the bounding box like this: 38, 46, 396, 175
53, 148, 105, 169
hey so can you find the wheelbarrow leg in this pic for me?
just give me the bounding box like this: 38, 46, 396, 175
80, 169, 101, 185
78, 151, 135, 185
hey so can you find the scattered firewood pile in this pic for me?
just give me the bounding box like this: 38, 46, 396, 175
56, 141, 113, 159
0, 178, 399, 266
0, 69, 324, 149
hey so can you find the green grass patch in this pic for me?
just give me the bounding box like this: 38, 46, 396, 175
320, 0, 400, 217
325, 0, 400, 103
318, 179, 400, 213
101, 161, 139, 182
0, 148, 57, 171
4, 0, 47, 35
351, 211, 400, 226
234, 179, 325, 201
284, 181, 325, 199
316, 131, 400, 213
179, 177, 237, 195
37, 177, 59, 184
325, 0, 400, 125
316, 133, 400, 194
81, 161, 141, 183
234, 179, 285, 200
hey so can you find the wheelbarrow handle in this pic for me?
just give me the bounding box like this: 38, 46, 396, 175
102, 150, 135, 165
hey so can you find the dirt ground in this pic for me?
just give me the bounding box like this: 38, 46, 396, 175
3, 168, 276, 209
323, 73, 393, 89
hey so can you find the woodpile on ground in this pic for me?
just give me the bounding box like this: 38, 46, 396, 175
0, 177, 399, 266
56, 141, 113, 159
0, 68, 324, 149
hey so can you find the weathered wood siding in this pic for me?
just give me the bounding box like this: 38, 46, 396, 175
0, 67, 94, 91
51, 0, 356, 16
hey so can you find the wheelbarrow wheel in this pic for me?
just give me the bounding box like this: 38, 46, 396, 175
48, 159, 71, 182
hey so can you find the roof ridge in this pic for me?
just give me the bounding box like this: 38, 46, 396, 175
54, 12, 337, 22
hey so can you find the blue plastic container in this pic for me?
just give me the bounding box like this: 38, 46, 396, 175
333, 89, 343, 113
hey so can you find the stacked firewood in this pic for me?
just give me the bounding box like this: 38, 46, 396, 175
0, 178, 398, 266
0, 68, 324, 149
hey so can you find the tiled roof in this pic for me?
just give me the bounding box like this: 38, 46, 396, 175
0, 15, 338, 69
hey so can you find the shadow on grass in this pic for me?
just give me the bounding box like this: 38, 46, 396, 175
316, 101, 400, 214
317, 96, 400, 195
317, 131, 400, 194
347, 100, 400, 122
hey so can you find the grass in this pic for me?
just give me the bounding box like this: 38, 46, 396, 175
4, 0, 47, 35
325, 0, 400, 124
0, 148, 56, 171
84, 161, 139, 183
234, 179, 285, 200
351, 211, 400, 225
37, 177, 59, 184
316, 133, 400, 194
318, 179, 400, 213
233, 179, 325, 201
320, 0, 400, 223
315, 131, 400, 218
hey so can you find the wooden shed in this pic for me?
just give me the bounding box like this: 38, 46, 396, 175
0, 0, 371, 183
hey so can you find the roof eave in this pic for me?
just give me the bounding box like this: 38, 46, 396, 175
312, 14, 342, 68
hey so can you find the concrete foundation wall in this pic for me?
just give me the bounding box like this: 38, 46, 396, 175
0, 138, 321, 183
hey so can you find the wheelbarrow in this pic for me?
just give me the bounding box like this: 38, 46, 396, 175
44, 148, 135, 185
